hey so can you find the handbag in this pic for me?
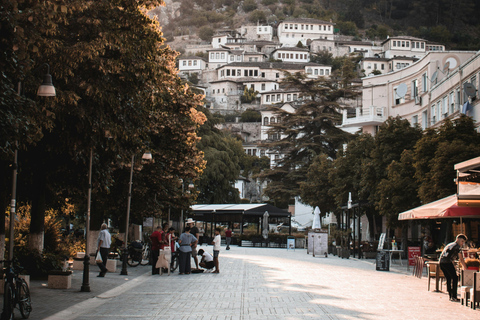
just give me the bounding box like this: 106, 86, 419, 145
95, 251, 103, 264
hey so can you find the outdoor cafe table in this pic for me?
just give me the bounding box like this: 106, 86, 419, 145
387, 249, 404, 266
426, 260, 442, 292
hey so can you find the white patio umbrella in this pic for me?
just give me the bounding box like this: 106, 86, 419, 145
312, 206, 321, 229
262, 211, 269, 239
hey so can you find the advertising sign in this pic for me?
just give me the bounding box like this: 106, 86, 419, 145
408, 246, 421, 266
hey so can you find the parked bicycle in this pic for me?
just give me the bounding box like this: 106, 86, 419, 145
1, 260, 32, 320
126, 240, 150, 267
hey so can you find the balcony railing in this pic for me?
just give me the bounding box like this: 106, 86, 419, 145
342, 106, 386, 127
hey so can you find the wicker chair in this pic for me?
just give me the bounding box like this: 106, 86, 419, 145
460, 269, 476, 306
470, 272, 480, 309
427, 263, 445, 291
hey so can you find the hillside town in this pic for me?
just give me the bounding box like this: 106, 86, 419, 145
173, 18, 480, 231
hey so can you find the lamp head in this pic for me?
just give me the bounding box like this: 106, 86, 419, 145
37, 64, 56, 97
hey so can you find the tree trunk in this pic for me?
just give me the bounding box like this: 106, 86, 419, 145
0, 160, 9, 261
29, 170, 47, 252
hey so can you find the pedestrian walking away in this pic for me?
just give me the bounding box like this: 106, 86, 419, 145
225, 226, 232, 250
178, 226, 198, 275
96, 223, 111, 277
439, 233, 467, 302
212, 227, 221, 273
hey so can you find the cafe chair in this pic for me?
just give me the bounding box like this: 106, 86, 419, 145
427, 263, 445, 291
470, 272, 480, 310
460, 269, 476, 306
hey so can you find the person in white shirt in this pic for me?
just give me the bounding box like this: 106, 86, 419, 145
96, 223, 111, 277
211, 228, 221, 273
197, 249, 214, 269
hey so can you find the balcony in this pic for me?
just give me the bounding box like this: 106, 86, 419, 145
341, 106, 386, 128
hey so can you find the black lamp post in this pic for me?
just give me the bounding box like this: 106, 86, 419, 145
81, 148, 93, 292
120, 152, 152, 275
9, 65, 56, 262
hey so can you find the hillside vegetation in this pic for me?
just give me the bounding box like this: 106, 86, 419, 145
154, 0, 480, 50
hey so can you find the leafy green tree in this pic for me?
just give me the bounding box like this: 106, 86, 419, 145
2, 0, 206, 252
310, 50, 333, 66
414, 116, 480, 203
240, 109, 261, 122
196, 110, 243, 204
243, 0, 258, 12
259, 72, 357, 204
299, 154, 336, 214
241, 87, 259, 103
198, 26, 215, 42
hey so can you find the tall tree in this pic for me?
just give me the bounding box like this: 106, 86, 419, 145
260, 71, 358, 205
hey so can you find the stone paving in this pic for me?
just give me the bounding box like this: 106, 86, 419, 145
21, 247, 480, 319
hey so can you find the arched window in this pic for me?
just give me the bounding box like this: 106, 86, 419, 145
270, 117, 275, 124
264, 117, 269, 125
306, 68, 312, 74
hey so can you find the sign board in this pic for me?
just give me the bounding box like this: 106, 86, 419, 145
376, 250, 390, 271
307, 230, 328, 257
378, 233, 386, 250
143, 217, 153, 227
408, 246, 421, 267
287, 238, 295, 251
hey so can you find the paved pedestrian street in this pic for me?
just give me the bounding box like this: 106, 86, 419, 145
33, 247, 479, 320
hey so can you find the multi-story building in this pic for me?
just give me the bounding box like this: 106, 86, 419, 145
341, 50, 478, 135
271, 47, 310, 63
240, 25, 273, 42
277, 18, 334, 47
177, 56, 207, 76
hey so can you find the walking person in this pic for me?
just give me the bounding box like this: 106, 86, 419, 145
225, 226, 232, 250
212, 227, 221, 273
439, 234, 467, 302
178, 226, 197, 275
149, 225, 163, 275
96, 223, 111, 277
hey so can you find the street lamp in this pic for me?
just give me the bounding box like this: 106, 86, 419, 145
120, 152, 153, 275
9, 65, 56, 262
81, 148, 93, 292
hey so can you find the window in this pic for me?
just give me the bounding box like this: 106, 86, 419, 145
226, 69, 230, 76
293, 94, 297, 100
247, 149, 251, 155
306, 68, 312, 74
290, 24, 293, 29
260, 150, 265, 157
222, 88, 225, 93
212, 89, 215, 94
261, 83, 265, 90
210, 53, 214, 59
215, 53, 219, 59
271, 95, 275, 102
182, 61, 186, 66
237, 55, 241, 61
311, 25, 314, 30
277, 94, 280, 101
237, 70, 241, 76
323, 25, 326, 30
287, 94, 291, 101
412, 115, 418, 126
230, 55, 234, 61
406, 41, 409, 47
254, 70, 258, 76
422, 73, 428, 92
450, 92, 455, 114
276, 73, 280, 78
443, 96, 448, 117
250, 84, 254, 90
261, 72, 265, 78
325, 69, 329, 75
301, 24, 304, 30
296, 54, 299, 59
367, 63, 371, 69
249, 58, 252, 62
393, 41, 396, 47
431, 105, 436, 124
221, 70, 224, 77
402, 41, 405, 47
270, 117, 275, 123
285, 24, 288, 29
244, 70, 248, 76
374, 63, 377, 70
264, 117, 269, 125
295, 24, 298, 29
421, 42, 424, 49
193, 60, 197, 66
381, 64, 384, 70
412, 79, 418, 99
266, 95, 270, 102
314, 69, 318, 75
252, 149, 257, 156
320, 69, 324, 75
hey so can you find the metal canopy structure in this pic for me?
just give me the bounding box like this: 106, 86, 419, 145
189, 203, 292, 236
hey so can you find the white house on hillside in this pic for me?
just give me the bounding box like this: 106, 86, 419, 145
277, 18, 334, 47
272, 47, 310, 63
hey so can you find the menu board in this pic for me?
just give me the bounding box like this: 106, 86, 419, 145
376, 250, 390, 271
408, 246, 421, 266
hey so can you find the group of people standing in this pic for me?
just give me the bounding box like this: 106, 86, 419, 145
150, 218, 221, 275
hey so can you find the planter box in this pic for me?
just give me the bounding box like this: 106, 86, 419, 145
48, 271, 73, 289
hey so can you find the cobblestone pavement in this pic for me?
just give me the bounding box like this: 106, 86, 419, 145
23, 247, 480, 319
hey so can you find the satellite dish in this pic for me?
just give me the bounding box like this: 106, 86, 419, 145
464, 82, 477, 97
396, 83, 408, 98
431, 71, 438, 83
442, 62, 450, 74
445, 57, 457, 69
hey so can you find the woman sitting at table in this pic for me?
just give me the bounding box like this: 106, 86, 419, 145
439, 234, 467, 302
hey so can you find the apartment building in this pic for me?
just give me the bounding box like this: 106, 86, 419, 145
278, 18, 334, 47
177, 56, 207, 76
272, 47, 310, 63
341, 51, 478, 135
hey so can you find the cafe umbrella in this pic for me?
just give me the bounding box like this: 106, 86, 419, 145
312, 206, 321, 229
